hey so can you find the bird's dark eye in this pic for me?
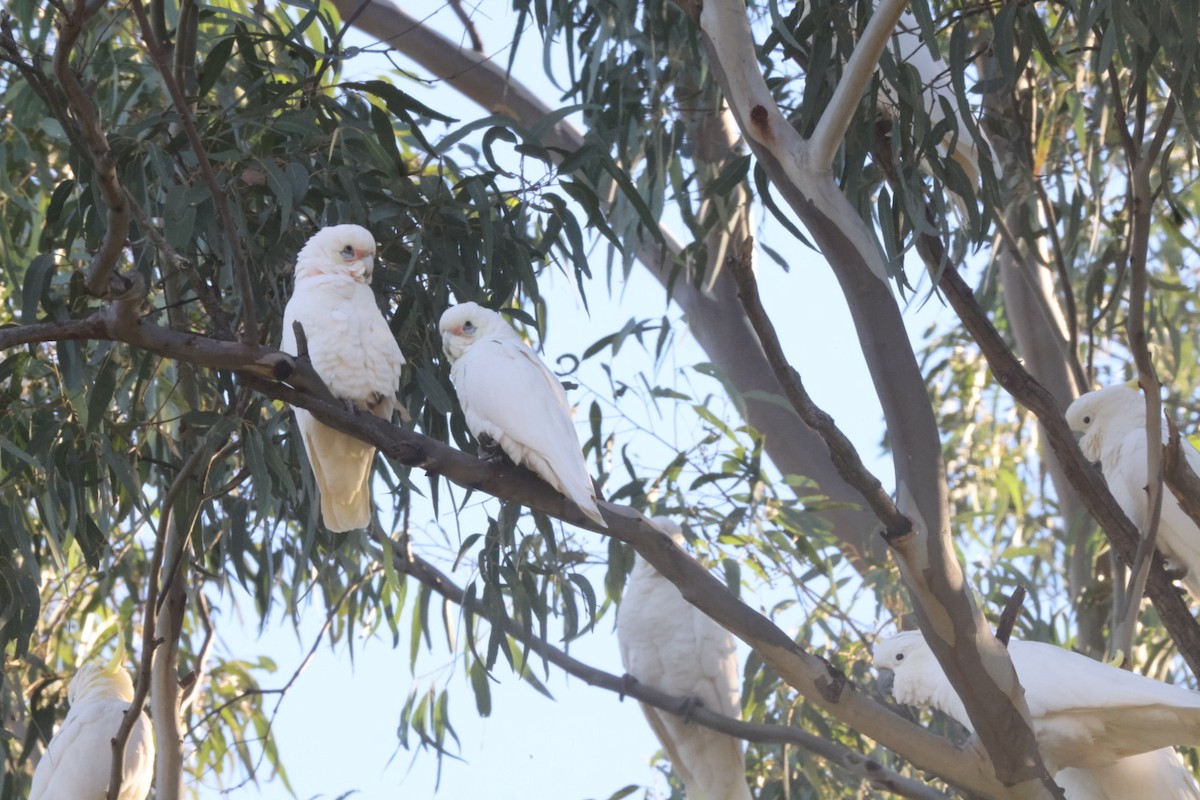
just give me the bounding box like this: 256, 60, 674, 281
340, 244, 355, 259
1083, 415, 1092, 425
463, 320, 476, 334
896, 653, 904, 661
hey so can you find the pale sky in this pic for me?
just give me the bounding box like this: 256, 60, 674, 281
208, 2, 947, 797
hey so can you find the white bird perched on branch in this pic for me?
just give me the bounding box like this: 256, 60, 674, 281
1065, 381, 1200, 599
617, 517, 751, 800
30, 645, 155, 800
439, 301, 605, 527
877, 10, 987, 195
282, 224, 406, 532
874, 630, 1200, 786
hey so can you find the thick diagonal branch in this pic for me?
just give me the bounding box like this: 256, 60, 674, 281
381, 540, 951, 800
0, 312, 1020, 797
332, 0, 888, 565
675, 0, 1050, 791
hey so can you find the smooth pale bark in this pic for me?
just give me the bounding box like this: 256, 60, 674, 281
327, 0, 888, 565
334, 1, 1052, 793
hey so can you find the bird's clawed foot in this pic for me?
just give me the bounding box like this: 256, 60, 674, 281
618, 673, 639, 700
476, 433, 507, 464
675, 694, 703, 722
1164, 555, 1189, 583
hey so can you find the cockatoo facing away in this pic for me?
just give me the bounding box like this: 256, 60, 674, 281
616, 517, 751, 800
439, 301, 606, 527
30, 653, 154, 800
874, 631, 1200, 774
1066, 382, 1200, 599
282, 224, 406, 532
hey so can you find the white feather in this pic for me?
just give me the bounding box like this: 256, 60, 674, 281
281, 224, 405, 532
616, 518, 751, 800
439, 302, 605, 527
1054, 748, 1200, 799
1066, 382, 1200, 599
30, 664, 154, 800
877, 10, 988, 198
874, 631, 1200, 771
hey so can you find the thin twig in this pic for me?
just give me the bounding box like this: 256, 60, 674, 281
725, 237, 912, 540
380, 538, 952, 800
995, 586, 1027, 646
127, 0, 260, 344
447, 0, 484, 53
52, 0, 130, 297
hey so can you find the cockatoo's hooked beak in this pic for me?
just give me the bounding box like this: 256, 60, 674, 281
876, 668, 895, 696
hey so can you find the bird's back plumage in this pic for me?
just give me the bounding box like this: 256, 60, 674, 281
617, 518, 751, 800
282, 225, 405, 532
440, 303, 605, 527
875, 631, 1200, 770
30, 664, 154, 800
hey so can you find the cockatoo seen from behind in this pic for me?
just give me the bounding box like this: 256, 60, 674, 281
616, 517, 751, 800
439, 301, 606, 527
282, 224, 406, 532
30, 648, 155, 800
874, 631, 1200, 772
1066, 381, 1200, 599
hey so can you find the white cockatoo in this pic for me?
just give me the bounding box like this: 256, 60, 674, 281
878, 10, 986, 193
1066, 381, 1200, 598
439, 301, 606, 527
874, 630, 1200, 773
281, 224, 406, 532
30, 647, 154, 800
616, 517, 751, 800
1054, 748, 1200, 800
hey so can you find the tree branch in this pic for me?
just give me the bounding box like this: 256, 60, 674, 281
332, 0, 889, 564
51, 0, 130, 298
1164, 419, 1200, 531
127, 0, 260, 344
930, 258, 1200, 673
0, 312, 1019, 797
676, 0, 1050, 791
809, 0, 907, 168
727, 237, 910, 539
380, 538, 952, 800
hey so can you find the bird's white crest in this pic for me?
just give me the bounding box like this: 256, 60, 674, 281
282, 224, 406, 532
874, 630, 1200, 771
1064, 381, 1200, 599
617, 516, 751, 800
439, 302, 606, 527
31, 653, 154, 800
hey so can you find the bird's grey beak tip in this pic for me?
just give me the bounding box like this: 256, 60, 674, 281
876, 668, 895, 696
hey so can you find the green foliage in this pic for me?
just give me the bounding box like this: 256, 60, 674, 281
1, 0, 1199, 796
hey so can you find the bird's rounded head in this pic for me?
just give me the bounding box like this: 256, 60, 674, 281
68, 657, 136, 705
439, 302, 509, 363
1065, 382, 1144, 462
872, 630, 936, 705
294, 224, 377, 284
